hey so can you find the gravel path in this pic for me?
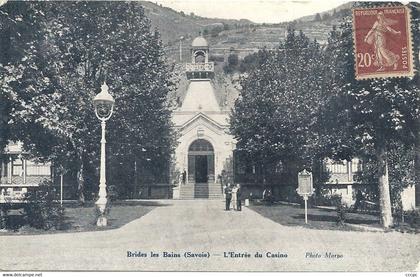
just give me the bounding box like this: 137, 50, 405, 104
0, 200, 418, 271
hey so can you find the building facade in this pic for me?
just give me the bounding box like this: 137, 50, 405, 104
0, 142, 52, 203
172, 36, 236, 199
321, 158, 416, 210
171, 36, 418, 210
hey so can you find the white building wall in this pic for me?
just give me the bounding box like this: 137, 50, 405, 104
401, 185, 416, 211
174, 122, 235, 181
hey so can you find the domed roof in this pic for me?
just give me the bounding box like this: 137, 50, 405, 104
191, 36, 208, 48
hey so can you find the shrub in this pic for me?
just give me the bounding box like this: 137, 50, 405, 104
227, 53, 239, 67
0, 205, 9, 229
404, 210, 420, 229
279, 186, 300, 203
94, 200, 112, 226
0, 203, 27, 231
336, 203, 348, 225
23, 180, 66, 230
311, 193, 342, 207
248, 192, 258, 201
209, 55, 224, 62
223, 53, 240, 74
392, 201, 404, 226
330, 194, 342, 206
107, 185, 119, 201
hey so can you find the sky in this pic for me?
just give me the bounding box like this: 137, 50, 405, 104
152, 0, 350, 23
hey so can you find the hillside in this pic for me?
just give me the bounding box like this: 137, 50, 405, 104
141, 1, 253, 46
298, 2, 353, 22
143, 1, 352, 109
141, 1, 352, 61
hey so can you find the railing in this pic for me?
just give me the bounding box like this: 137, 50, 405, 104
185, 62, 214, 72
0, 187, 28, 204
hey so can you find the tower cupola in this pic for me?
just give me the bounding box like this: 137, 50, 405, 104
191, 36, 208, 49
186, 34, 214, 79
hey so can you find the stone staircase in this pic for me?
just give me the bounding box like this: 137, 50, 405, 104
179, 182, 223, 199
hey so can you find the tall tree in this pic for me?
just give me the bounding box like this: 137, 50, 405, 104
400, 2, 420, 207
323, 2, 419, 227
0, 1, 175, 201
230, 30, 326, 181
0, 2, 46, 162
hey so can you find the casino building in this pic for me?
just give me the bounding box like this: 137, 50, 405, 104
170, 35, 418, 210
172, 36, 236, 199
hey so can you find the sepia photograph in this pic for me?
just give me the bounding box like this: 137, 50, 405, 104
0, 0, 419, 274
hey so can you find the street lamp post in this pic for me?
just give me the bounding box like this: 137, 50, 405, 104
93, 82, 115, 227
179, 36, 184, 62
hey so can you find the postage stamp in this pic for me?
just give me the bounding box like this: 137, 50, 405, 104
352, 6, 414, 80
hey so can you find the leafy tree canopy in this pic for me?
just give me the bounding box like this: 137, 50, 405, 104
0, 1, 176, 199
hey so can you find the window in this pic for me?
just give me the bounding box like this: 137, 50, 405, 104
1, 162, 7, 177
351, 158, 363, 173
26, 160, 51, 176
275, 161, 285, 173
12, 159, 23, 176
324, 159, 348, 174
331, 163, 348, 174
236, 164, 246, 175
195, 51, 205, 63
189, 139, 213, 152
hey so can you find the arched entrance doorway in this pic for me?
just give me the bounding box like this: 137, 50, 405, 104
188, 139, 215, 183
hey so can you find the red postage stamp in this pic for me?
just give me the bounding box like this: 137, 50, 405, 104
352, 6, 414, 80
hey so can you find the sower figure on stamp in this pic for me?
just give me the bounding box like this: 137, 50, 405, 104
225, 183, 232, 211
364, 11, 401, 71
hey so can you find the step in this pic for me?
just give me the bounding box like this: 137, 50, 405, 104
180, 189, 221, 192
179, 183, 224, 199
179, 192, 222, 196
179, 196, 223, 200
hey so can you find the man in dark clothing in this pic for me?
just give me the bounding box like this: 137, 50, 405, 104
218, 174, 223, 193
225, 184, 232, 211
181, 169, 186, 185
236, 184, 242, 211
353, 190, 364, 212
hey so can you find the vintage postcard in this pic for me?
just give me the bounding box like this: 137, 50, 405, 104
0, 0, 419, 275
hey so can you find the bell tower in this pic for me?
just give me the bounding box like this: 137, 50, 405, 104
180, 35, 219, 112
186, 34, 214, 80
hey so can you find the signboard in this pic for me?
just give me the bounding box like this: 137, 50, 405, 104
297, 169, 314, 196
296, 169, 314, 224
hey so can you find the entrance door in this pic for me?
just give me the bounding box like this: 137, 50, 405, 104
188, 139, 214, 184
195, 155, 208, 183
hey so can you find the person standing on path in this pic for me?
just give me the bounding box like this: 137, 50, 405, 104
225, 183, 232, 211
181, 169, 186, 185
231, 184, 238, 210
236, 184, 242, 211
